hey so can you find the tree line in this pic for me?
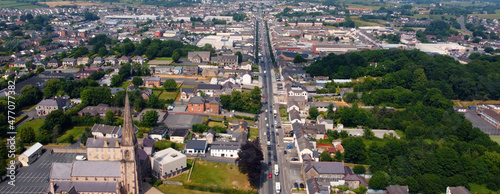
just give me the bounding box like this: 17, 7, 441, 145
305, 49, 500, 101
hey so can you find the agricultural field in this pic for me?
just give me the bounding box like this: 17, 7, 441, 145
472, 10, 500, 19
40, 1, 101, 8
0, 1, 41, 9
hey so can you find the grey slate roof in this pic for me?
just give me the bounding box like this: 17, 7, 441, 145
71, 161, 121, 177
448, 186, 471, 194
386, 185, 409, 194
186, 140, 207, 150
86, 138, 121, 148
50, 163, 72, 180
197, 83, 222, 90
51, 181, 117, 193
188, 96, 205, 104
306, 162, 345, 175
181, 88, 196, 94
91, 124, 121, 136
210, 141, 241, 150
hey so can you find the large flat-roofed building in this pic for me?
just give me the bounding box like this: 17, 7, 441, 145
105, 15, 159, 20
151, 148, 187, 179
18, 142, 43, 166
415, 43, 466, 55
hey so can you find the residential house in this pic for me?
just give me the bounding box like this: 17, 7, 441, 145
11, 60, 26, 68
188, 51, 211, 63
141, 89, 153, 100
144, 76, 161, 88
35, 96, 70, 116
91, 124, 123, 138
230, 119, 248, 142
142, 135, 155, 156
317, 117, 334, 131
78, 104, 120, 117
118, 56, 131, 65
304, 161, 346, 179
151, 148, 187, 179
204, 129, 216, 144
306, 178, 331, 194
185, 140, 208, 155
197, 84, 222, 97
62, 58, 76, 67
170, 128, 189, 143
182, 66, 199, 76
132, 56, 145, 64
76, 68, 101, 80
76, 57, 91, 66
210, 141, 241, 158
386, 185, 409, 194
187, 96, 221, 114
446, 186, 471, 194
311, 102, 334, 112
287, 84, 309, 101
47, 59, 60, 68
213, 55, 238, 66
293, 123, 314, 162
180, 88, 196, 102
92, 57, 104, 66
149, 126, 168, 141
105, 56, 117, 65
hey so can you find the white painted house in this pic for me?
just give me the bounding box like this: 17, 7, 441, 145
210, 141, 241, 158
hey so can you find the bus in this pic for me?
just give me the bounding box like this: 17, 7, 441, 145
276, 182, 281, 193
274, 164, 279, 176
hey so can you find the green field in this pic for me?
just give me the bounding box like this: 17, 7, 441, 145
17, 118, 45, 136
208, 121, 225, 128
156, 184, 214, 194
469, 183, 500, 193
473, 10, 500, 19
490, 136, 500, 145
57, 126, 88, 143
189, 160, 254, 191
0, 1, 42, 9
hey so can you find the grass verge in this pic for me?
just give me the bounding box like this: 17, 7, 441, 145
57, 126, 88, 143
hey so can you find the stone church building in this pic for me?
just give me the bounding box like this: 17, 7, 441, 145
47, 92, 145, 194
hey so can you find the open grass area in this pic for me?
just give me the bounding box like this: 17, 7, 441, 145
154, 140, 185, 151
249, 127, 258, 140
279, 106, 288, 120
0, 1, 42, 9
157, 184, 215, 194
208, 121, 225, 128
57, 126, 88, 143
452, 100, 500, 107
17, 118, 45, 136
120, 81, 131, 89
469, 183, 499, 193
345, 3, 381, 10
472, 10, 500, 19
189, 160, 254, 191
490, 136, 500, 145
351, 16, 384, 27
157, 91, 179, 100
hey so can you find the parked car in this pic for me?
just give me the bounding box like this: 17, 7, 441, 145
76, 155, 86, 161
269, 173, 272, 178
284, 150, 287, 154
286, 145, 293, 149
291, 158, 299, 161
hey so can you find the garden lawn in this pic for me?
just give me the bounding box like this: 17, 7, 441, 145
208, 121, 225, 128
158, 91, 179, 100
156, 184, 214, 194
57, 126, 88, 143
490, 136, 500, 145
469, 183, 499, 193
279, 106, 288, 120
17, 119, 45, 137
155, 57, 173, 61
249, 127, 258, 138
189, 160, 253, 191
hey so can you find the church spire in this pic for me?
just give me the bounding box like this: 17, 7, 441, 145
122, 90, 136, 146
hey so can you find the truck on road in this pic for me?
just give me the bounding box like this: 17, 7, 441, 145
274, 164, 279, 176
276, 182, 281, 193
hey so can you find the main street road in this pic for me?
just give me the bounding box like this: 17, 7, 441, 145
257, 12, 291, 194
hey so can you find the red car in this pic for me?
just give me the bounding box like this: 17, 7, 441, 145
269, 173, 272, 178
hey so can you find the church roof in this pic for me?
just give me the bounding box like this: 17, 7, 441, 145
71, 161, 121, 177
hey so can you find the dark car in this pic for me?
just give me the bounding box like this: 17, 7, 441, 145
284, 150, 287, 154
274, 155, 277, 161
291, 158, 299, 161
268, 152, 271, 156
268, 161, 272, 166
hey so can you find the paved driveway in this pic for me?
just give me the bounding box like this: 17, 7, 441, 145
0, 149, 83, 194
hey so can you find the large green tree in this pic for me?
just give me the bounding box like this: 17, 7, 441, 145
163, 79, 177, 91
81, 87, 111, 105
342, 137, 367, 163
293, 54, 307, 63
142, 110, 159, 127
